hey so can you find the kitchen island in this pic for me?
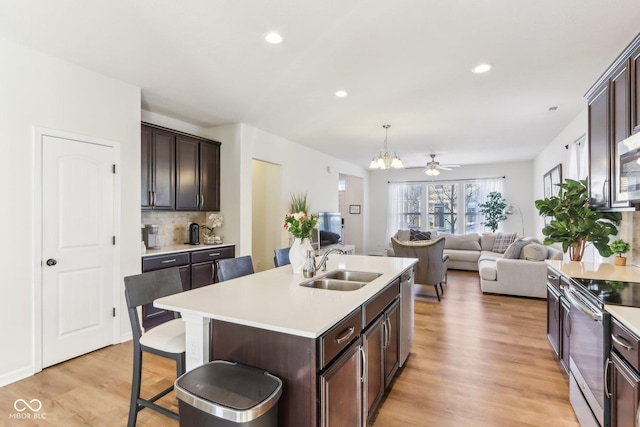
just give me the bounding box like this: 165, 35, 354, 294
156, 254, 417, 426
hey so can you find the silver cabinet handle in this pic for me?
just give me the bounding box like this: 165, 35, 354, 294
611, 333, 634, 351
382, 319, 388, 349
547, 274, 558, 281
153, 191, 157, 207
564, 309, 571, 337
195, 194, 199, 208
359, 345, 366, 383
603, 180, 608, 204
385, 318, 392, 348
565, 287, 602, 322
161, 258, 177, 264
200, 194, 204, 209
209, 253, 221, 257
335, 326, 355, 344
604, 357, 612, 399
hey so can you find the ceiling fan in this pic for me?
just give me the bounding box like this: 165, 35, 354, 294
423, 154, 460, 176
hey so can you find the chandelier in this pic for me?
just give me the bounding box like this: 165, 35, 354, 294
369, 124, 404, 170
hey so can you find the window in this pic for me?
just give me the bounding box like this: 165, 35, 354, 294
387, 178, 503, 238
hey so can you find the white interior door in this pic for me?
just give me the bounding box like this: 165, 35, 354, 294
42, 135, 115, 368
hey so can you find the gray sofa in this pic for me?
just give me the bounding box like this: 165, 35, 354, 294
389, 230, 563, 298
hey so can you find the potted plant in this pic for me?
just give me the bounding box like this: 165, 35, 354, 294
478, 191, 507, 232
534, 178, 621, 261
610, 239, 631, 266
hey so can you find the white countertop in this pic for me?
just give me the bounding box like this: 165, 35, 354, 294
546, 260, 640, 336
546, 260, 640, 282
155, 254, 417, 339
142, 243, 235, 258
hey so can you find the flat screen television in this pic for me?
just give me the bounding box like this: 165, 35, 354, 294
313, 212, 342, 249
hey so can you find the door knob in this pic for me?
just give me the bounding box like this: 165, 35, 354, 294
46, 259, 57, 266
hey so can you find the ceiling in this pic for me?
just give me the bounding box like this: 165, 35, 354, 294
2, 1, 640, 169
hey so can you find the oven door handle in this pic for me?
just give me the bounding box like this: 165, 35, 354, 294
565, 287, 603, 322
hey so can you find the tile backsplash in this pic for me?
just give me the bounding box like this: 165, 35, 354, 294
141, 211, 207, 247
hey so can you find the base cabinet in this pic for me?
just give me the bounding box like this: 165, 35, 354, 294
610, 317, 640, 427
610, 351, 640, 427
547, 268, 570, 374
319, 338, 364, 427
141, 245, 234, 329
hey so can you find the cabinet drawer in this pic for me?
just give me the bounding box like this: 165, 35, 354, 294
191, 246, 235, 263
320, 307, 363, 369
611, 318, 640, 371
363, 280, 399, 327
143, 252, 190, 271
546, 267, 561, 292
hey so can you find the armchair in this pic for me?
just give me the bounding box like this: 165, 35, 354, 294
391, 236, 449, 301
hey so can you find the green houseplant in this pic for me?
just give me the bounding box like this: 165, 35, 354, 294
534, 178, 621, 261
610, 239, 631, 266
478, 191, 507, 232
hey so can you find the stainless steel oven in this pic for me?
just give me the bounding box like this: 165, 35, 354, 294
564, 280, 610, 427
617, 131, 640, 202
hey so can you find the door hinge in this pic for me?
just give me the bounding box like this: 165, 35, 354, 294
112, 307, 116, 317
112, 164, 116, 174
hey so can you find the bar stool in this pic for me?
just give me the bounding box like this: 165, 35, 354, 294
124, 268, 186, 427
216, 256, 255, 282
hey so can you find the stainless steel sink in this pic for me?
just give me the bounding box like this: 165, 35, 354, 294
323, 270, 382, 283
299, 269, 382, 291
299, 278, 367, 291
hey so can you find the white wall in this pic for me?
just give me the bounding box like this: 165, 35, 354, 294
0, 36, 141, 385
206, 124, 370, 255
367, 161, 534, 254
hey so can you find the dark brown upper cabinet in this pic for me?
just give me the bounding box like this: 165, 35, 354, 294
176, 135, 221, 211
141, 123, 221, 211
141, 125, 175, 210
586, 33, 640, 211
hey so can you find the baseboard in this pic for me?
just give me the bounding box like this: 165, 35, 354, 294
120, 331, 132, 343
0, 365, 34, 388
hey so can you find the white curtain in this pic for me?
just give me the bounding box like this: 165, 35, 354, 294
387, 182, 404, 243
567, 134, 588, 180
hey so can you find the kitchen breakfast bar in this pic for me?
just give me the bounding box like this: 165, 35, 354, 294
155, 254, 417, 426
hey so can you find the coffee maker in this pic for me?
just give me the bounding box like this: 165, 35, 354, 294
188, 223, 200, 245
142, 224, 160, 250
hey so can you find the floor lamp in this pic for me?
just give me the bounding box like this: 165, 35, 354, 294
505, 203, 524, 236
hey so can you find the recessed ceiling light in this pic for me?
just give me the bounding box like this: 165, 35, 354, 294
472, 63, 492, 74
548, 106, 559, 111
265, 32, 284, 44
335, 90, 348, 98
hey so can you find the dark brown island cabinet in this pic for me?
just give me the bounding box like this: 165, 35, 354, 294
587, 34, 640, 210
141, 123, 221, 212
609, 317, 640, 427
141, 245, 235, 329
210, 275, 406, 427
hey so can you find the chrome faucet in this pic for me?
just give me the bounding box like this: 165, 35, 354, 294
316, 247, 345, 271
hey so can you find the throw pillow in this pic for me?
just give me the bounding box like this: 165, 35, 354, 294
410, 229, 431, 241
503, 239, 529, 259
522, 243, 548, 261
395, 229, 411, 242
491, 232, 517, 254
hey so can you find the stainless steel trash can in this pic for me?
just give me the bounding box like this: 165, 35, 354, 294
175, 361, 282, 427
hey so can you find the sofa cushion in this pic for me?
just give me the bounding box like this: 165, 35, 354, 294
478, 259, 497, 281
410, 229, 431, 241
492, 232, 517, 254
443, 234, 481, 251
443, 249, 480, 263
503, 239, 530, 259
481, 233, 496, 251
521, 243, 548, 261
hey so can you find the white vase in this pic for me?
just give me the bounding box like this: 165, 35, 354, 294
290, 237, 313, 274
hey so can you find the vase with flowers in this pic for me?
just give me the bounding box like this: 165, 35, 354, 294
283, 212, 320, 274
201, 212, 224, 244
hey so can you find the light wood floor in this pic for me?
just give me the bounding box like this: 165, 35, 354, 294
0, 271, 579, 426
